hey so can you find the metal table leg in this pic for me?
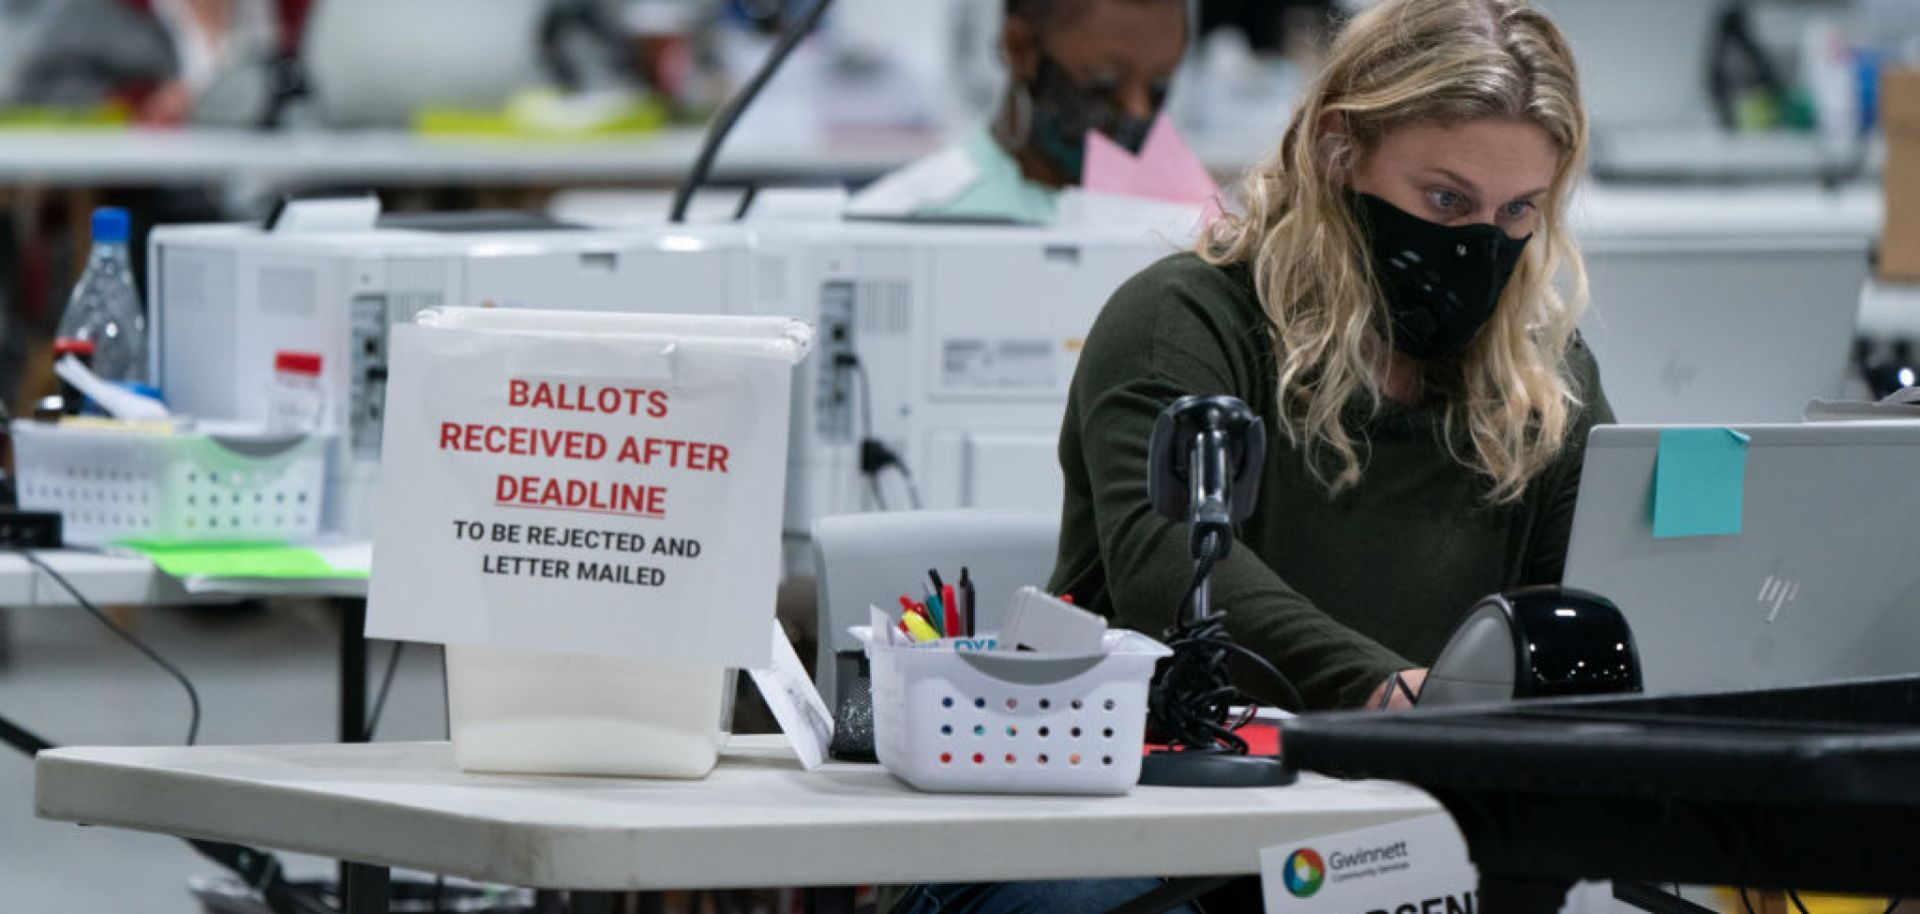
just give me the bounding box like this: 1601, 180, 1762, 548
571, 892, 615, 914
339, 597, 368, 744
805, 887, 856, 914
342, 862, 391, 914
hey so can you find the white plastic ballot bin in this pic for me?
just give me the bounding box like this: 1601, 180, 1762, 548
367, 308, 811, 778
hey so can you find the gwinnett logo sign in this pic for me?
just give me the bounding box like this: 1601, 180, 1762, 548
1283, 848, 1326, 898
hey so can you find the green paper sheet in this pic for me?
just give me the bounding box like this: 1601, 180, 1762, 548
118, 541, 369, 580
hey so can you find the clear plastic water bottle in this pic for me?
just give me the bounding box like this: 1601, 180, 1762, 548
56, 207, 147, 383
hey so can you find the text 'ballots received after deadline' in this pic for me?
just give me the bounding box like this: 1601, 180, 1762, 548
367, 308, 811, 669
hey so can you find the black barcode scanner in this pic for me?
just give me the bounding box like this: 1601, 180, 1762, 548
1420, 586, 1643, 707
1141, 394, 1295, 788
1147, 395, 1265, 562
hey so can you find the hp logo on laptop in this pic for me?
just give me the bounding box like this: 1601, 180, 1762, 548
1758, 575, 1800, 623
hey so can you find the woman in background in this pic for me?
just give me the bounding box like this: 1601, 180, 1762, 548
848, 0, 1187, 223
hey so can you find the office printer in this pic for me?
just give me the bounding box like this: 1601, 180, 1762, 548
149, 209, 1191, 542
148, 219, 758, 533
749, 217, 1186, 537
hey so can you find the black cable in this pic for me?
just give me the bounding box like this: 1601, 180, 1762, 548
1739, 888, 1757, 914
1147, 531, 1306, 754
16, 548, 201, 745
1885, 898, 1904, 914
0, 559, 328, 914
842, 355, 923, 510
849, 353, 873, 443
1788, 891, 1811, 914
362, 640, 406, 741
668, 0, 837, 223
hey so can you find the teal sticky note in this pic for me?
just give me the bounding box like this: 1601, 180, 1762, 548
1653, 428, 1750, 538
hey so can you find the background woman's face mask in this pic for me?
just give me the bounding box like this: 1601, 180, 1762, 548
1348, 191, 1532, 360
1026, 54, 1164, 182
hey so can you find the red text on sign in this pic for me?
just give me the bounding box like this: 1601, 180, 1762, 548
508, 380, 668, 418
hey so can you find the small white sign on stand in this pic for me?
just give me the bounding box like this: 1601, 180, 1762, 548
367, 308, 812, 671
1263, 814, 1480, 914
1262, 813, 1614, 914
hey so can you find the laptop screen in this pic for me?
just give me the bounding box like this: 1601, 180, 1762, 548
1562, 423, 1920, 695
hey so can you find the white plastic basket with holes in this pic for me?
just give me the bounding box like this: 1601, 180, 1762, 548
858, 626, 1171, 795
9, 421, 329, 546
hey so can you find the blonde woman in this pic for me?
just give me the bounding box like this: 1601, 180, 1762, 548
894, 1, 1605, 911
1046, 0, 1608, 728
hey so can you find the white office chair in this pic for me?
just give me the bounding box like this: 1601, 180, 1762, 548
811, 509, 1059, 710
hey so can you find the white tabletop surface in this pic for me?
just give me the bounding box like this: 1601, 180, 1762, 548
0, 547, 368, 608
35, 735, 1439, 891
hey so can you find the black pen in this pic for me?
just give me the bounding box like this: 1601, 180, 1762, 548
959, 566, 975, 637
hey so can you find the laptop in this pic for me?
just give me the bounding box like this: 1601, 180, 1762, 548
1561, 422, 1920, 695
1577, 237, 1868, 424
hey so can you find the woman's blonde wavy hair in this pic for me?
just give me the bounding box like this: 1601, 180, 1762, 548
1199, 0, 1589, 503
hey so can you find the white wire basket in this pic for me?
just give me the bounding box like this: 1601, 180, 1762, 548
860, 627, 1170, 795
10, 421, 329, 546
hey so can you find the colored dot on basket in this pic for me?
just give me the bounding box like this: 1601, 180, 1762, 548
1103, 728, 1115, 739
1071, 699, 1084, 710
1004, 753, 1016, 765
974, 698, 986, 708
1005, 698, 1018, 710
1102, 756, 1114, 766
1038, 726, 1050, 738
1006, 725, 1018, 737
1037, 754, 1050, 765
1069, 754, 1082, 766
940, 725, 952, 736
971, 753, 984, 765
1071, 727, 1082, 738
1039, 699, 1051, 710
1104, 699, 1116, 711
973, 725, 986, 736
942, 697, 953, 708
940, 752, 952, 764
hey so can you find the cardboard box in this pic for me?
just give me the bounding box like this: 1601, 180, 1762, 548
1882, 68, 1920, 281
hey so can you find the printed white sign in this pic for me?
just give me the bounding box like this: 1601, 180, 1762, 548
367, 322, 797, 669
1262, 814, 1614, 914
1262, 814, 1478, 914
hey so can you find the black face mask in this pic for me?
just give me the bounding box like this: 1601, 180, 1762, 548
1348, 191, 1531, 360
1026, 54, 1164, 182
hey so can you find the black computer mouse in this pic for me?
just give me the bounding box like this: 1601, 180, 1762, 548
1419, 586, 1643, 707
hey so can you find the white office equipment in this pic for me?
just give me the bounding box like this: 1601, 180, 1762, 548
1577, 236, 1869, 424
148, 220, 757, 534
150, 211, 1187, 538
1563, 422, 1920, 695
752, 219, 1185, 534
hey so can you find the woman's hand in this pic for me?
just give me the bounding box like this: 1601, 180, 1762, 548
1366, 668, 1428, 710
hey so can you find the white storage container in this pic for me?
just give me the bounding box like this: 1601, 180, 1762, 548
445, 644, 735, 778
862, 628, 1171, 795
388, 308, 809, 779
10, 420, 327, 546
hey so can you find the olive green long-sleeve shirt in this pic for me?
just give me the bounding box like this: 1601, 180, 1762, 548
1047, 253, 1613, 710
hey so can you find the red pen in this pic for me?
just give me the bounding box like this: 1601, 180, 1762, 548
941, 583, 960, 636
